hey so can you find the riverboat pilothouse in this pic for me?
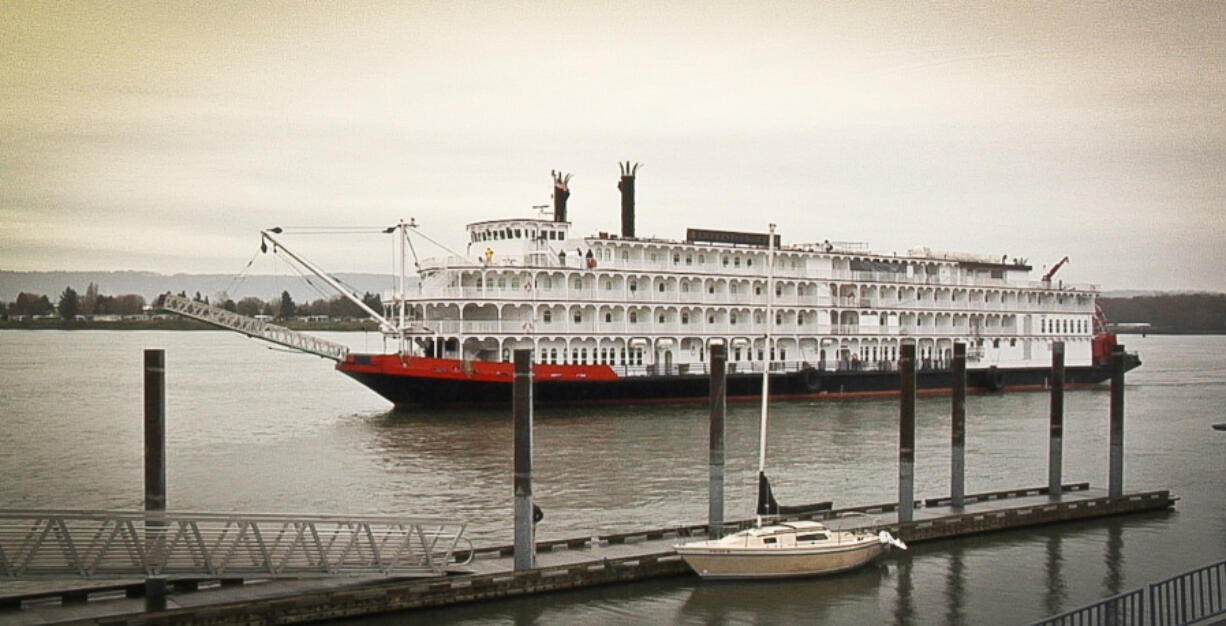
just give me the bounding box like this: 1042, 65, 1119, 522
322, 163, 1139, 409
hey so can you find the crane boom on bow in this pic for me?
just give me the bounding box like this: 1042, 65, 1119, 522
260, 228, 394, 330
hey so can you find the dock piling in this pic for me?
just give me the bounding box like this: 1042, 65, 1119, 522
899, 343, 916, 523
143, 349, 167, 612
1049, 341, 1065, 498
513, 349, 535, 570
708, 344, 726, 538
1109, 344, 1126, 497
951, 342, 966, 508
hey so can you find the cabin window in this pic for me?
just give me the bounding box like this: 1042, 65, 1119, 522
708, 314, 716, 324
762, 537, 776, 544
746, 258, 753, 267
621, 348, 627, 365
514, 229, 521, 238
658, 313, 665, 324
776, 286, 782, 297
540, 276, 551, 289
722, 256, 729, 266
734, 257, 741, 267
682, 312, 690, 324
658, 283, 666, 293
574, 277, 582, 289
755, 286, 762, 296
511, 278, 520, 289
681, 282, 689, 293
798, 315, 804, 326
650, 253, 658, 262
775, 314, 782, 325
698, 255, 705, 264
498, 277, 506, 289
581, 348, 588, 363
673, 253, 680, 265
549, 348, 558, 364
629, 280, 637, 292
605, 312, 612, 323
797, 533, 828, 542
571, 349, 578, 363
604, 280, 612, 290
730, 283, 738, 294
993, 339, 1001, 348
730, 312, 738, 325
574, 310, 582, 323
708, 284, 715, 294
629, 311, 638, 323
686, 255, 692, 266
543, 310, 552, 323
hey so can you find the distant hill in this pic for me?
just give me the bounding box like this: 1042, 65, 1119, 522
1099, 293, 1226, 334
0, 271, 400, 303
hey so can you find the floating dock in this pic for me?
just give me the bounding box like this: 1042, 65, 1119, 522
0, 483, 1174, 625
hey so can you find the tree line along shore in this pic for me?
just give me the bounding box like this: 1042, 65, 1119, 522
0, 285, 1222, 334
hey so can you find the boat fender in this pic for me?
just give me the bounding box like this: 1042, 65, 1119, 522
803, 368, 821, 392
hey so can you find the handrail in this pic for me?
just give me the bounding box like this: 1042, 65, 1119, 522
1030, 558, 1226, 626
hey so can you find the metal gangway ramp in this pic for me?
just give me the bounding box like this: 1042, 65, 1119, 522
156, 293, 350, 362
0, 510, 471, 579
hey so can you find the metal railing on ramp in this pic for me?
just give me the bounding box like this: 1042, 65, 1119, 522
156, 293, 351, 361
0, 510, 470, 579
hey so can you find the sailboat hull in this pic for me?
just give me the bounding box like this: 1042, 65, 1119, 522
675, 540, 887, 579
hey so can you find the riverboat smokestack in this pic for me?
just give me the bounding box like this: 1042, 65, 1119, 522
552, 170, 571, 223
619, 161, 640, 238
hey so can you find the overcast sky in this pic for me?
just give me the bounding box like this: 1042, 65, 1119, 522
3, 1, 1223, 291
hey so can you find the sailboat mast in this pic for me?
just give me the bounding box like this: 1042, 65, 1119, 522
758, 223, 776, 474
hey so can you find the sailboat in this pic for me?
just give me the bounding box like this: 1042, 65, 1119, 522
674, 225, 907, 580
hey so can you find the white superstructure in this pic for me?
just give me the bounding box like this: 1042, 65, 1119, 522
388, 216, 1097, 377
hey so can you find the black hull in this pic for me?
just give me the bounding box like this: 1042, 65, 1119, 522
341, 355, 1141, 409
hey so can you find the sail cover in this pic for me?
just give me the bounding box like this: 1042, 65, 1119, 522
757, 472, 833, 516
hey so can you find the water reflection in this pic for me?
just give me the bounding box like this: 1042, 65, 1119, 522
681, 565, 888, 624
894, 556, 914, 626
944, 543, 965, 625
1044, 534, 1066, 616
1104, 521, 1124, 597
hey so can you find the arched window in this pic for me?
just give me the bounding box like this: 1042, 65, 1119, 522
629, 311, 638, 323
658, 282, 665, 293
543, 310, 552, 323
573, 310, 582, 324
605, 312, 612, 323
681, 311, 690, 324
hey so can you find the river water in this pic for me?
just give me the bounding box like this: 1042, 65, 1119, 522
0, 331, 1223, 624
